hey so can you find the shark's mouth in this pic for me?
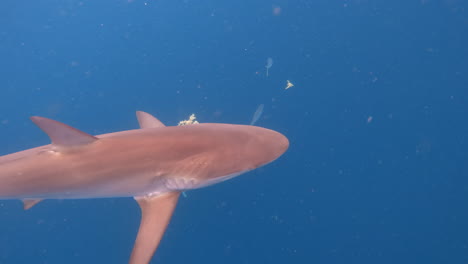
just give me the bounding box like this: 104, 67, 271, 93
164, 171, 247, 191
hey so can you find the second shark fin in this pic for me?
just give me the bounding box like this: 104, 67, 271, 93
22, 199, 43, 210
136, 111, 166, 129
30, 116, 97, 147
130, 192, 180, 264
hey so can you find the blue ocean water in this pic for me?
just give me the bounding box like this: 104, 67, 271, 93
0, 0, 467, 263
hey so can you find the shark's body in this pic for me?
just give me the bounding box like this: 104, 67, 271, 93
0, 111, 289, 264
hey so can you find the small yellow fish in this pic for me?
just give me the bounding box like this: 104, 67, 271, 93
285, 80, 294, 90
178, 114, 199, 126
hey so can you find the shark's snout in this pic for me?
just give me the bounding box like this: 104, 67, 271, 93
248, 126, 289, 169
272, 130, 289, 158
263, 130, 289, 160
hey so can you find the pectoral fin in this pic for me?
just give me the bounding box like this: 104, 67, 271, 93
22, 199, 43, 210
130, 192, 180, 264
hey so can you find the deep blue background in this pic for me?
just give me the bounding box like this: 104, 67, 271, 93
0, 0, 467, 263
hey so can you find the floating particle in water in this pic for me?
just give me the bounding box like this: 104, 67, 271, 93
272, 6, 282, 16
250, 104, 264, 126
266, 57, 273, 77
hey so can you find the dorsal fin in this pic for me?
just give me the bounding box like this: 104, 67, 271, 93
136, 111, 166, 129
30, 116, 98, 147
130, 192, 180, 264
22, 199, 43, 210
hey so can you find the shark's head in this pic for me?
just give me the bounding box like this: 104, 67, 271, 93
237, 125, 289, 170
162, 124, 289, 190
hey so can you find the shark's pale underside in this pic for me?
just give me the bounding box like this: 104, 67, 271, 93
0, 111, 289, 264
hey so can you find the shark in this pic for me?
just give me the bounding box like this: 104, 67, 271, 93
0, 111, 289, 264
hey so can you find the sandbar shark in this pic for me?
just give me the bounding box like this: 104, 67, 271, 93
0, 111, 289, 263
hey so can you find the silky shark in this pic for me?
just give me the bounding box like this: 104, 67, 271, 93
0, 111, 289, 263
